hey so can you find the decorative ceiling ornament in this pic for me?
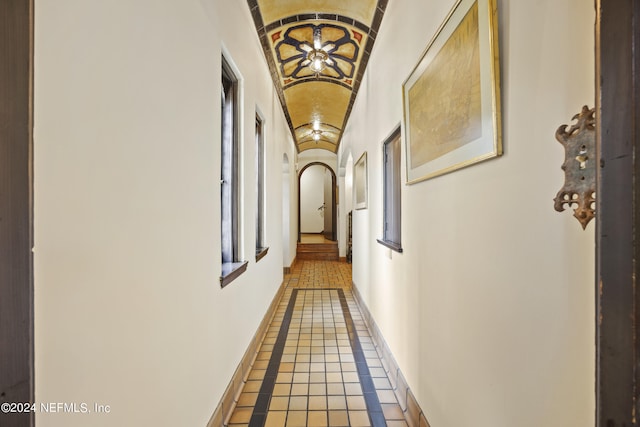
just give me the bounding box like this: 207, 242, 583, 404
308, 49, 329, 73
295, 122, 340, 148
553, 105, 596, 229
307, 27, 331, 74
275, 23, 358, 82
247, 0, 388, 153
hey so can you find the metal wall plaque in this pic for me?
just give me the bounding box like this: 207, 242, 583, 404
553, 106, 596, 229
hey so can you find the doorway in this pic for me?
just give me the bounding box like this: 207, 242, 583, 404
297, 162, 337, 243
0, 1, 34, 425
595, 2, 640, 425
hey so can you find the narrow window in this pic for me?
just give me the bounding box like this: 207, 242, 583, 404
220, 56, 247, 286
378, 127, 403, 252
255, 114, 268, 262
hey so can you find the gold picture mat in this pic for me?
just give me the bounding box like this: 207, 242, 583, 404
402, 0, 502, 184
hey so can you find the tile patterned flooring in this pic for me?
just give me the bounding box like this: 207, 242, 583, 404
299, 234, 334, 244
227, 260, 407, 427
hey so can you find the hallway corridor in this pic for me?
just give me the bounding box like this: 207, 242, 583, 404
226, 261, 407, 427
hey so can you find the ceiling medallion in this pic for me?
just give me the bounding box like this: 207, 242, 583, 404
274, 23, 359, 82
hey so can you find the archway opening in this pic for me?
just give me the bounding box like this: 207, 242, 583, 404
298, 162, 337, 243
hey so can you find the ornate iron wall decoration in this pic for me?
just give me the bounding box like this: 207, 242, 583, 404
553, 105, 596, 229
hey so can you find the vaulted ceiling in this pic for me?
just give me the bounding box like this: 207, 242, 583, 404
247, 0, 388, 153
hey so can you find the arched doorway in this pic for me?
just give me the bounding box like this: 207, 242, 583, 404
297, 162, 337, 243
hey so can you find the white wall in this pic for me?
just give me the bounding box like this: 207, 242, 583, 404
34, 1, 296, 426
341, 0, 595, 426
282, 153, 297, 267
298, 148, 338, 174
300, 165, 326, 233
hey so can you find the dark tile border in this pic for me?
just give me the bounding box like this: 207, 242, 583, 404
337, 289, 386, 427
248, 288, 386, 427
248, 289, 299, 426
207, 281, 288, 427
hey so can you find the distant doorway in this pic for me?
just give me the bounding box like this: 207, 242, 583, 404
298, 162, 337, 242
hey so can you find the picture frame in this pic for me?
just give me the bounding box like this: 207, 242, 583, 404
402, 0, 502, 184
354, 151, 368, 210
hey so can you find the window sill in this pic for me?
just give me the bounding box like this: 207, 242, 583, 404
256, 247, 269, 262
376, 239, 403, 253
220, 261, 249, 288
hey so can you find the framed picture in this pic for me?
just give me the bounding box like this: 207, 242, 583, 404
402, 0, 502, 184
354, 152, 368, 210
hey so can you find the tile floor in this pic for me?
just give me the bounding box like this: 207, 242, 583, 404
299, 234, 334, 244
227, 260, 407, 427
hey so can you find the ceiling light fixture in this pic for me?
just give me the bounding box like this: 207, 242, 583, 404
312, 129, 322, 142
308, 27, 328, 74
308, 49, 328, 73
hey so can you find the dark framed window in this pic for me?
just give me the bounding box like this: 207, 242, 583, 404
377, 127, 403, 252
255, 113, 268, 262
220, 55, 247, 287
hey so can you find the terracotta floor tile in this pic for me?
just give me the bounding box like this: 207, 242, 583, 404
236, 392, 258, 407
285, 410, 307, 427
248, 369, 266, 380
382, 403, 406, 421
307, 410, 328, 426
288, 396, 308, 411
346, 395, 367, 410
290, 383, 309, 395
265, 411, 287, 427
269, 396, 289, 411
308, 395, 328, 410
348, 410, 372, 427
273, 383, 291, 396
326, 383, 344, 395
327, 395, 347, 410
373, 377, 392, 389
309, 383, 327, 395
276, 372, 293, 383
377, 389, 398, 404
344, 382, 363, 395
328, 409, 349, 426
279, 362, 295, 372
242, 380, 262, 393
228, 407, 252, 424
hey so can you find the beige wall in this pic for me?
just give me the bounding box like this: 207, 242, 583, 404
34, 0, 295, 426
340, 0, 595, 426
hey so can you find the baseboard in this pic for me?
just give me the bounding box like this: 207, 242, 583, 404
283, 256, 297, 274
339, 256, 346, 262
351, 282, 431, 427
206, 280, 288, 427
